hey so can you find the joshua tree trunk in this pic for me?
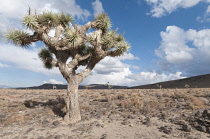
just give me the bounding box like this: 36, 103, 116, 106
64, 78, 81, 123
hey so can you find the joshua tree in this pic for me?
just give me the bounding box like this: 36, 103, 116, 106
185, 84, 189, 88
106, 82, 113, 89
5, 9, 130, 123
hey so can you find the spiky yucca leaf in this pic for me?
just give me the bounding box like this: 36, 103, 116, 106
5, 30, 31, 47
101, 31, 115, 50
93, 13, 111, 31
23, 15, 39, 29
110, 41, 130, 57
38, 48, 53, 69
38, 48, 52, 60
36, 11, 57, 27
64, 28, 82, 46
114, 34, 124, 42
78, 44, 94, 55
56, 14, 73, 27
44, 61, 53, 69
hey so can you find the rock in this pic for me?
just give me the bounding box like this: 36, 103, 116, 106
99, 98, 108, 102
174, 120, 186, 125
100, 133, 107, 139
195, 111, 202, 117
42, 120, 49, 125
129, 124, 134, 127
37, 136, 44, 139
54, 135, 62, 139
159, 126, 173, 134
45, 135, 54, 139
143, 117, 151, 127
121, 120, 130, 125
195, 125, 207, 132
202, 109, 209, 117
52, 120, 60, 127
182, 124, 192, 132
25, 128, 34, 134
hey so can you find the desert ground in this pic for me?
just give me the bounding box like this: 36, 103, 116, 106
0, 88, 210, 139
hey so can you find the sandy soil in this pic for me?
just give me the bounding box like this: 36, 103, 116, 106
0, 88, 210, 139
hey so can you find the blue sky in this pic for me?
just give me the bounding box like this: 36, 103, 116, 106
0, 0, 210, 87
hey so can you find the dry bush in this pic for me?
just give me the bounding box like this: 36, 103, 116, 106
1, 113, 33, 126
120, 97, 143, 111
190, 98, 206, 109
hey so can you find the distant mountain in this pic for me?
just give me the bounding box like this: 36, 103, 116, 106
0, 85, 11, 88
18, 83, 128, 90
14, 74, 210, 90
130, 74, 210, 89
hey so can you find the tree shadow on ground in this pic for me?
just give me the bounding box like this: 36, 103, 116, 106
23, 97, 66, 117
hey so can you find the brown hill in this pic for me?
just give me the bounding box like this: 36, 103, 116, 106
18, 83, 128, 90
130, 74, 210, 89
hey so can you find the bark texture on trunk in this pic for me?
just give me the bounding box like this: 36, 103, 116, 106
64, 80, 81, 123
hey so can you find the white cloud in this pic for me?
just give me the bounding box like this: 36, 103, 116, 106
156, 26, 194, 64
145, 0, 210, 17
81, 55, 185, 86
0, 43, 184, 87
0, 44, 60, 75
126, 71, 185, 86
45, 79, 63, 84
206, 5, 210, 14
0, 62, 10, 67
116, 53, 140, 60
0, 0, 91, 37
0, 0, 90, 19
156, 26, 210, 76
92, 0, 105, 16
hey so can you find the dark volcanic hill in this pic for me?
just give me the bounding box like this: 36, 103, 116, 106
130, 74, 210, 89
18, 83, 128, 90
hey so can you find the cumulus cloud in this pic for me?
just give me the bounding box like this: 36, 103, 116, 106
207, 5, 210, 14
116, 53, 140, 60
156, 26, 210, 76
44, 79, 63, 84
0, 44, 60, 75
126, 72, 185, 86
0, 62, 10, 67
92, 0, 105, 16
0, 0, 91, 37
156, 26, 194, 64
145, 0, 210, 17
81, 55, 185, 86
0, 43, 185, 87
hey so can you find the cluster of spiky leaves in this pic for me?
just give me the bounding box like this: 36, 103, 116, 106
5, 30, 31, 47
93, 13, 111, 32
64, 27, 82, 46
23, 15, 39, 29
101, 31, 130, 56
101, 31, 115, 51
38, 48, 53, 69
23, 11, 73, 29
112, 41, 130, 56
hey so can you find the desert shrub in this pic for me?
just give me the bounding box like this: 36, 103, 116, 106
191, 98, 206, 109
120, 97, 143, 111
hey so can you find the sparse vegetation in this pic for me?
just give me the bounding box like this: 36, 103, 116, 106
1, 88, 210, 138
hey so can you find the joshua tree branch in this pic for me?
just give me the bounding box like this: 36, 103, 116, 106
22, 32, 40, 44
54, 25, 64, 40
77, 57, 100, 83
78, 53, 92, 61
